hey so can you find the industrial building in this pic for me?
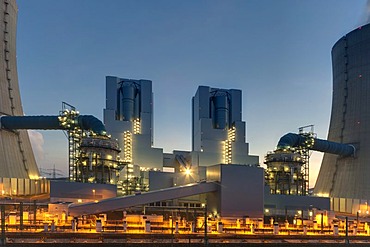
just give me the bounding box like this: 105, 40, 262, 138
191, 86, 258, 167
104, 76, 163, 170
263, 23, 370, 217
2, 1, 370, 238
0, 0, 115, 197
103, 77, 163, 195
47, 80, 266, 220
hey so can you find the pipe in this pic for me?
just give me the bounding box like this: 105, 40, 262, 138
76, 115, 106, 136
277, 133, 355, 157
0, 115, 106, 136
1, 116, 61, 130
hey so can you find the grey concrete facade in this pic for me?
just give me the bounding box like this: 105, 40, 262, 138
104, 76, 163, 169
148, 163, 206, 208
206, 164, 264, 218
314, 24, 370, 203
192, 86, 258, 167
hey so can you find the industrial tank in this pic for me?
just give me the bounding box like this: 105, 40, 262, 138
265, 151, 305, 195
314, 24, 370, 205
117, 81, 140, 122
80, 137, 121, 184
211, 93, 229, 130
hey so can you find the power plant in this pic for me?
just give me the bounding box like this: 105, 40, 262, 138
2, 0, 370, 242
0, 0, 109, 196
314, 24, 370, 214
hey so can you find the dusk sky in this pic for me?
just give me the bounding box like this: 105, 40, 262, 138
16, 0, 368, 186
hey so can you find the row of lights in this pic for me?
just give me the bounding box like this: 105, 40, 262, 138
58, 109, 80, 130
223, 126, 236, 164
133, 118, 141, 134
123, 131, 132, 163
304, 136, 315, 149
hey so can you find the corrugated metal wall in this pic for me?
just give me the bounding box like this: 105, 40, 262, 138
0, 177, 49, 196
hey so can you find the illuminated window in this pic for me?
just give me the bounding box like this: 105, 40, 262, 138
224, 126, 236, 164
123, 131, 132, 163
133, 118, 141, 134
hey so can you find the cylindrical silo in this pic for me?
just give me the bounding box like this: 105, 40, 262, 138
314, 24, 370, 202
119, 83, 137, 122
0, 0, 40, 179
212, 94, 229, 129
80, 136, 120, 184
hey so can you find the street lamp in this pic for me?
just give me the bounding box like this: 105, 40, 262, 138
184, 168, 191, 176
92, 189, 96, 201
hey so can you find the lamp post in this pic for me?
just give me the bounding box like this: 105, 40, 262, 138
92, 189, 96, 201
170, 212, 174, 244
345, 216, 349, 244
357, 210, 360, 228
1, 205, 4, 245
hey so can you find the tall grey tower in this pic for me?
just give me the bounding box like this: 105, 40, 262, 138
314, 24, 370, 213
0, 0, 39, 179
104, 76, 163, 169
192, 86, 258, 167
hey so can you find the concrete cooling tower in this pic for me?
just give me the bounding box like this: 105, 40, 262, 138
0, 0, 40, 179
314, 23, 370, 214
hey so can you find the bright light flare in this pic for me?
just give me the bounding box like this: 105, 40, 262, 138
184, 168, 191, 175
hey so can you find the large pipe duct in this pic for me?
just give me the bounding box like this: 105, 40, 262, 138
1, 116, 60, 130
76, 115, 106, 136
0, 115, 106, 135
277, 133, 355, 157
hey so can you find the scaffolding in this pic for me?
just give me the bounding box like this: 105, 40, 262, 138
297, 125, 315, 195
60, 102, 82, 182
60, 101, 149, 191
60, 102, 123, 184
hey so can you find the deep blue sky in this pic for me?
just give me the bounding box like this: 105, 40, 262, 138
16, 0, 367, 186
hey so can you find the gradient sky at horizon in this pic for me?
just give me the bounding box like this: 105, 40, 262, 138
16, 0, 368, 186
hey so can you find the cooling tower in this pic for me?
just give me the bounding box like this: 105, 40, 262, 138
0, 0, 40, 179
314, 24, 370, 206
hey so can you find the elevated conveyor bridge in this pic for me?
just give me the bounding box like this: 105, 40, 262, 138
68, 181, 218, 216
